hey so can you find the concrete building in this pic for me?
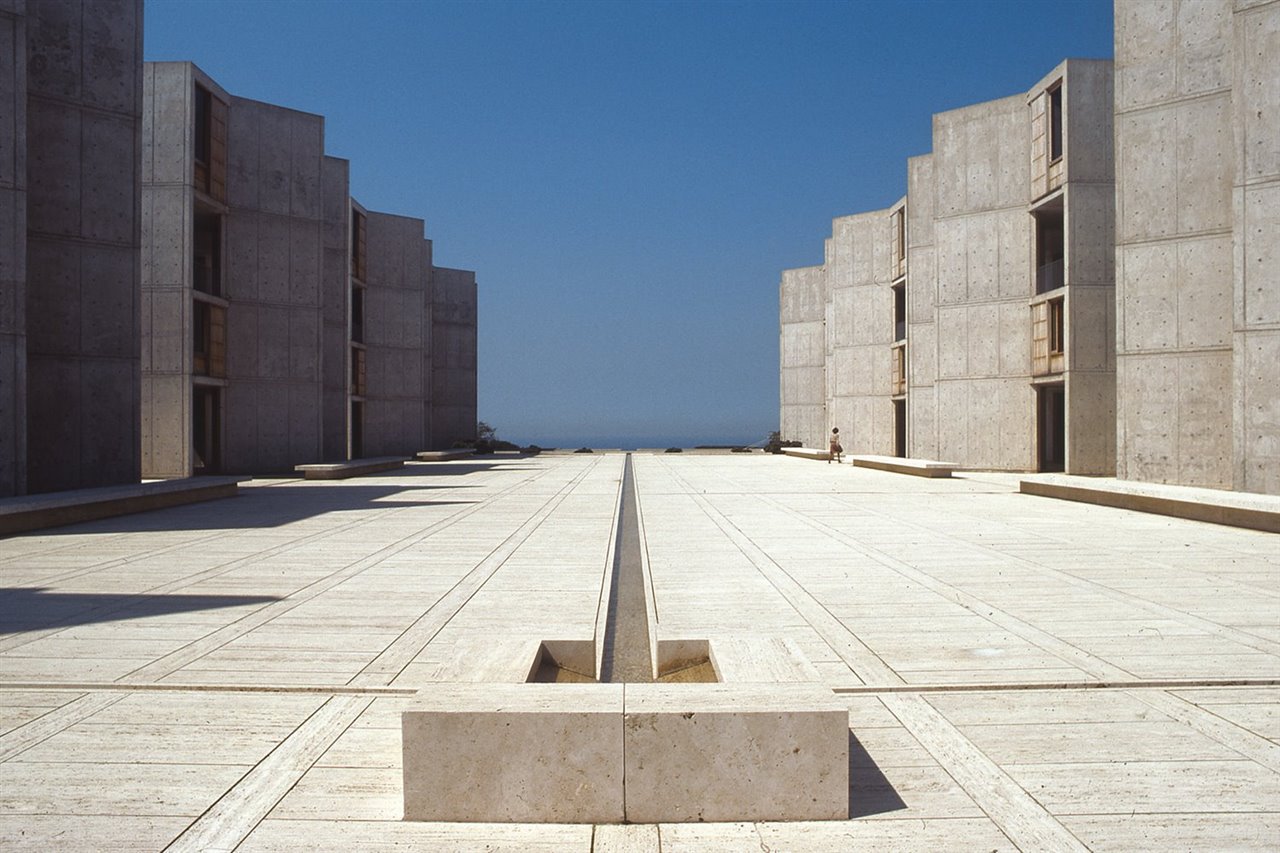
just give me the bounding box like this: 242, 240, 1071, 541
141, 62, 477, 477
1114, 0, 1280, 494
782, 59, 1116, 475
1, 0, 143, 497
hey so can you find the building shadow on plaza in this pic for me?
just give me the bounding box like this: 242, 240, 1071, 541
36, 482, 480, 535
848, 731, 908, 818
0, 587, 281, 633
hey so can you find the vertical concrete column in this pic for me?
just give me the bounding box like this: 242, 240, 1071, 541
1231, 0, 1280, 494
320, 156, 351, 461
906, 155, 939, 460
1114, 0, 1236, 488
0, 1, 27, 496
24, 0, 142, 493
779, 265, 827, 449
430, 265, 478, 449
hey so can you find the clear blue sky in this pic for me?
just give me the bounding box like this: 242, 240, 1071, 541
145, 0, 1114, 449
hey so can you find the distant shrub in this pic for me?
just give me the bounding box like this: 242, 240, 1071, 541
665, 447, 683, 453
574, 447, 593, 454
731, 446, 752, 453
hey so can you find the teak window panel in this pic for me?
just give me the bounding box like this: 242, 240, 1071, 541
193, 301, 226, 378
351, 211, 367, 282
1031, 298, 1065, 376
891, 344, 907, 396
194, 86, 228, 203
351, 346, 366, 396
890, 208, 906, 280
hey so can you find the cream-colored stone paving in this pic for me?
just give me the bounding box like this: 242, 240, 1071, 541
0, 454, 1277, 850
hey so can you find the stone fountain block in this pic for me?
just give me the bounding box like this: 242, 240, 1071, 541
622, 683, 848, 823
402, 680, 848, 823
402, 683, 624, 823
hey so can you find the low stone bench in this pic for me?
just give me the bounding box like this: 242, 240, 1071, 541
851, 454, 955, 478
781, 447, 830, 462
293, 456, 407, 480
1020, 474, 1280, 534
0, 476, 245, 537
414, 449, 476, 462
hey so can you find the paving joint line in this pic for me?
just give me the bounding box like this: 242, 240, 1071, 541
0, 681, 417, 695
833, 677, 1280, 694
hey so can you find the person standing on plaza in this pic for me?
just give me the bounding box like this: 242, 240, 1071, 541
828, 427, 842, 464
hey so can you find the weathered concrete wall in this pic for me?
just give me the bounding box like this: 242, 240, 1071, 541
1113, 0, 1278, 494
363, 211, 428, 457
24, 0, 141, 493
931, 94, 1034, 470
141, 62, 206, 478
1232, 0, 1280, 494
222, 96, 325, 473
1061, 59, 1117, 475
780, 264, 826, 449
825, 210, 895, 455
320, 156, 349, 461
0, 2, 26, 496
906, 155, 939, 460
431, 266, 478, 449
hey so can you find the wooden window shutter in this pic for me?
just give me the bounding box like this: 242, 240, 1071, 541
1031, 301, 1050, 376
209, 97, 228, 203
209, 304, 227, 378
354, 213, 368, 282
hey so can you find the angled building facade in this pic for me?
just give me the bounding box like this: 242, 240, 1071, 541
782, 59, 1116, 475
141, 61, 477, 478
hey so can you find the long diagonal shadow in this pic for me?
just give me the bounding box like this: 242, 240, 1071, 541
0, 587, 281, 633
848, 730, 908, 818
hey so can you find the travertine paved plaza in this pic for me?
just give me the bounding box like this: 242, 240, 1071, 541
1, 454, 1277, 851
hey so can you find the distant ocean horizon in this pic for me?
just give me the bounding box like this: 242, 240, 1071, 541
514, 434, 770, 450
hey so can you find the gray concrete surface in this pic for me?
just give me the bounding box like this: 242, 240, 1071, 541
0, 454, 1276, 849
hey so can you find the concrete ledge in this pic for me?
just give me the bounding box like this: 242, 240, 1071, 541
414, 449, 476, 462
293, 457, 407, 480
852, 455, 955, 478
1020, 474, 1280, 534
782, 447, 830, 461
0, 476, 245, 537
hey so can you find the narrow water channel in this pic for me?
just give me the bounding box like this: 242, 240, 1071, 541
598, 453, 654, 683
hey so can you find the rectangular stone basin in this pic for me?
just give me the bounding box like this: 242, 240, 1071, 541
402, 680, 848, 823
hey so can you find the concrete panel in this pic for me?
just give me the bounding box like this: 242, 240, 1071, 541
25, 237, 78, 355
22, 355, 78, 493
1177, 0, 1234, 97
1177, 235, 1233, 348
1240, 184, 1280, 325
225, 298, 258, 378
255, 305, 290, 380
908, 322, 936, 389
934, 218, 966, 306
936, 381, 968, 464
145, 185, 188, 287
81, 0, 142, 114
289, 220, 321, 306
907, 246, 935, 322
25, 0, 81, 101
224, 212, 258, 302
78, 357, 139, 486
1120, 242, 1178, 351
997, 208, 1030, 299
1237, 329, 1280, 494
147, 62, 191, 187
998, 300, 1030, 376
1064, 60, 1115, 186
1176, 95, 1234, 235
965, 216, 1000, 301
1068, 370, 1117, 475
1176, 352, 1234, 487
80, 244, 137, 358
936, 305, 967, 380
25, 96, 80, 237
1116, 109, 1178, 244
1236, 2, 1280, 181
289, 112, 323, 220
1069, 286, 1116, 373
288, 308, 319, 383
967, 303, 1001, 376
255, 214, 291, 305
80, 113, 138, 245
1067, 182, 1116, 286
1115, 0, 1178, 110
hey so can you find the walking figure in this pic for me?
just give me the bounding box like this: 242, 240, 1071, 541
828, 428, 843, 464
